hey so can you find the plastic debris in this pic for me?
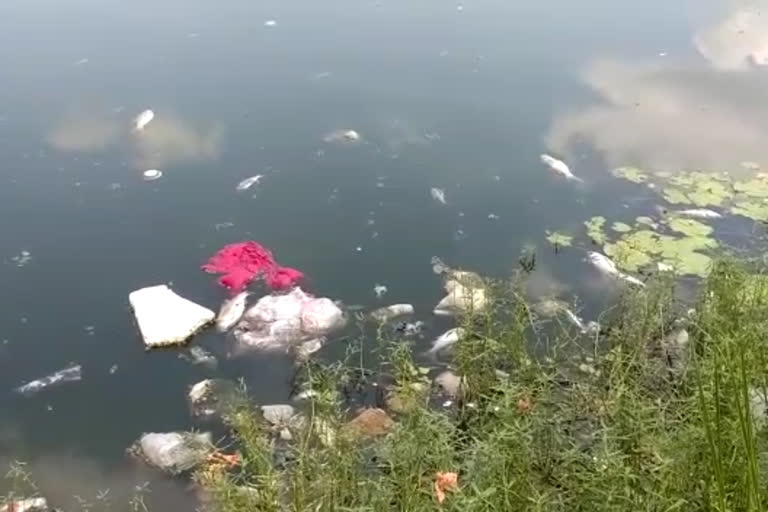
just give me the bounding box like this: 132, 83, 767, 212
129, 285, 215, 348
434, 472, 459, 504
202, 241, 303, 293
132, 109, 155, 132
0, 498, 49, 512
142, 169, 162, 181
540, 154, 583, 182
188, 379, 242, 419
234, 288, 345, 352
430, 187, 447, 205
373, 284, 388, 298
15, 364, 82, 397
216, 291, 250, 332
264, 19, 277, 27
370, 304, 415, 323
235, 175, 263, 191
130, 431, 213, 475
324, 129, 361, 143
11, 250, 32, 268
179, 346, 218, 368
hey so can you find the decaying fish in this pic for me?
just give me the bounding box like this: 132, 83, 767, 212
235, 175, 263, 191
430, 187, 447, 205
324, 129, 361, 143
216, 291, 250, 332
371, 304, 415, 323
15, 364, 82, 396
587, 251, 645, 287
428, 327, 465, 355
132, 109, 155, 132
676, 208, 722, 219
540, 154, 583, 182
533, 299, 585, 331
180, 346, 218, 368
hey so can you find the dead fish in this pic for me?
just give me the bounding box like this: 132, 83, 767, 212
676, 208, 723, 219
216, 291, 250, 332
371, 304, 415, 323
431, 256, 451, 275
533, 299, 585, 331
235, 175, 263, 191
15, 364, 82, 397
587, 251, 645, 287
324, 129, 360, 143
428, 327, 465, 355
540, 154, 583, 182
132, 109, 155, 132
430, 187, 447, 205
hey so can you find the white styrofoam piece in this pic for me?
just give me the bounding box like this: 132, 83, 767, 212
129, 285, 214, 348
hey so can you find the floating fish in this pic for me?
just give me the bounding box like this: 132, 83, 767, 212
587, 251, 645, 287
324, 129, 360, 143
15, 364, 82, 397
373, 284, 388, 298
430, 187, 447, 205
533, 299, 585, 331
370, 304, 415, 323
216, 291, 250, 332
143, 169, 162, 181
235, 175, 263, 191
132, 109, 155, 132
428, 327, 465, 355
676, 209, 723, 219
540, 154, 583, 182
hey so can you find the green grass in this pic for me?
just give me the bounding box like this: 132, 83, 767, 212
195, 259, 768, 511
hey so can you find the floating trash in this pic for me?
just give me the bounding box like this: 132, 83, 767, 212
129, 285, 215, 348
15, 364, 82, 397
202, 241, 303, 293
235, 175, 263, 191
430, 187, 447, 205
264, 19, 277, 27
130, 431, 213, 475
74, 57, 89, 66
132, 109, 155, 132
488, 213, 499, 220
214, 222, 234, 231
216, 291, 250, 332
142, 169, 162, 181
180, 346, 218, 368
373, 284, 388, 299
11, 250, 32, 268
188, 379, 242, 419
323, 129, 361, 143
540, 154, 583, 182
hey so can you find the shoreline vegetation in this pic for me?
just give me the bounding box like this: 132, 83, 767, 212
6, 259, 768, 511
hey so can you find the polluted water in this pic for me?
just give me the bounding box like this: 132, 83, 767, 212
132, 109, 155, 132
540, 154, 583, 182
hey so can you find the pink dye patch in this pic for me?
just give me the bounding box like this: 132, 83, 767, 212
202, 241, 303, 292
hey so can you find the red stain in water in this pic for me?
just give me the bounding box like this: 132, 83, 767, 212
202, 241, 303, 292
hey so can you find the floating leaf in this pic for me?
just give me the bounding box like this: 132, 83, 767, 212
545, 230, 573, 247
663, 188, 691, 205
612, 166, 649, 184
734, 179, 768, 198
687, 180, 732, 207
730, 201, 768, 222
611, 222, 632, 233
667, 217, 714, 238
584, 216, 607, 244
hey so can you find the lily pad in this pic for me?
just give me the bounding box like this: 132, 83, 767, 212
612, 166, 649, 184
730, 201, 768, 222
545, 230, 573, 248
663, 188, 691, 205
611, 222, 632, 233
734, 179, 768, 198
667, 218, 714, 238
687, 180, 732, 207
584, 216, 607, 244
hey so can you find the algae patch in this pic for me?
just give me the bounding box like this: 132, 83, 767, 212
545, 230, 573, 248
584, 216, 607, 244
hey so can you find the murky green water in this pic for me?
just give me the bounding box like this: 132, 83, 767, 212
1, 0, 766, 507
